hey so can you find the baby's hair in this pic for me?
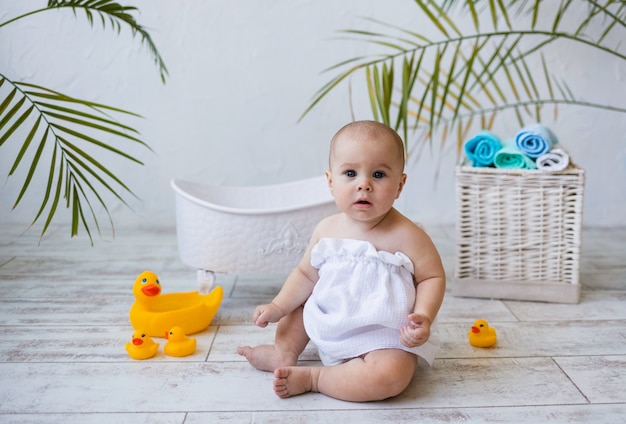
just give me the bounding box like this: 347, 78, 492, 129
329, 120, 406, 169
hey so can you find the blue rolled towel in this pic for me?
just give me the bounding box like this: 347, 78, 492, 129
514, 124, 557, 159
494, 141, 537, 169
464, 130, 502, 167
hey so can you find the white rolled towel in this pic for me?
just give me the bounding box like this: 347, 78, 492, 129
536, 147, 570, 172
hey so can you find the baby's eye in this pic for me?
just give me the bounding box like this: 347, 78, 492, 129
373, 171, 385, 179
344, 170, 356, 178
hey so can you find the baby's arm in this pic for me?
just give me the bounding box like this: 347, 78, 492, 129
400, 313, 432, 348
252, 265, 317, 327
400, 273, 445, 348
251, 222, 324, 328
400, 225, 446, 348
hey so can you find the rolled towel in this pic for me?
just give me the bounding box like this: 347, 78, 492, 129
536, 147, 570, 172
464, 130, 502, 167
514, 124, 557, 159
494, 141, 537, 169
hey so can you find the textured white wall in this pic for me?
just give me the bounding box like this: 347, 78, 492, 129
1, 0, 624, 240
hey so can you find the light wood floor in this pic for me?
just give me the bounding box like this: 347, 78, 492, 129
0, 224, 624, 423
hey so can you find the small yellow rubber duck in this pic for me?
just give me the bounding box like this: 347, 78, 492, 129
468, 319, 497, 348
125, 330, 159, 360
164, 326, 197, 357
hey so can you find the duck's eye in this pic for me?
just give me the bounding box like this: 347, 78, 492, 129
479, 324, 484, 327
156, 279, 161, 285
141, 278, 147, 284
141, 334, 146, 338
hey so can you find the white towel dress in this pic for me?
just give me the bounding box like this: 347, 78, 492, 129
302, 238, 440, 367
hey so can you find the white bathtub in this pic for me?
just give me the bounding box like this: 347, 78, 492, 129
171, 175, 337, 286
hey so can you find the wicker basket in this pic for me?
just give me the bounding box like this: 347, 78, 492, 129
453, 165, 585, 303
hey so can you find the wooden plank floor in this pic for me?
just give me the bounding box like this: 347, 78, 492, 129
0, 224, 624, 423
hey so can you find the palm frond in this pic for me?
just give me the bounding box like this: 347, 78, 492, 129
1, 1, 166, 242
0, 75, 146, 243
47, 0, 168, 83
301, 0, 626, 154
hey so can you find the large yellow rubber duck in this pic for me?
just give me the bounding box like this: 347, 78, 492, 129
125, 330, 159, 360
164, 326, 197, 357
130, 270, 223, 337
468, 319, 497, 347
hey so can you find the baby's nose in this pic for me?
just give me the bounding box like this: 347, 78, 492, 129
358, 179, 372, 191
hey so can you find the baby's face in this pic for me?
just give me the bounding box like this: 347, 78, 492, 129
327, 130, 406, 223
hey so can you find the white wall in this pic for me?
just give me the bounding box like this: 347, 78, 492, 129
1, 0, 625, 240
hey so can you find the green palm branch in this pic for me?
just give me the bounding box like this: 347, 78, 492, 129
301, 0, 626, 157
0, 0, 167, 243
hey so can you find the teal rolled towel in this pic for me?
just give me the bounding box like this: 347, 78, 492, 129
514, 124, 557, 159
494, 141, 537, 169
464, 130, 503, 167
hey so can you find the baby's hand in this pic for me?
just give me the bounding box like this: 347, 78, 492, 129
252, 302, 284, 328
400, 313, 431, 348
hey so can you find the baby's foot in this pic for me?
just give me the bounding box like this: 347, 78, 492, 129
236, 345, 297, 372
273, 367, 317, 398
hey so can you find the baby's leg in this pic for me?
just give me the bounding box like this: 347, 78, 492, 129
237, 306, 309, 372
273, 349, 417, 402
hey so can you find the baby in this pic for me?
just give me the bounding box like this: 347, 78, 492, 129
237, 120, 446, 402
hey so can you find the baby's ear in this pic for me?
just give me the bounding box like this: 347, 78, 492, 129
325, 170, 333, 190
396, 173, 407, 198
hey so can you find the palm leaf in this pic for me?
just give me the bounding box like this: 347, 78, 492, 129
0, 75, 147, 243
301, 0, 626, 152
1, 1, 166, 242
39, 149, 65, 239
13, 124, 48, 210
46, 0, 168, 83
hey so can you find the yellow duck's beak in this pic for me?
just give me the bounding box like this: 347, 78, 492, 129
471, 326, 480, 334
141, 284, 161, 296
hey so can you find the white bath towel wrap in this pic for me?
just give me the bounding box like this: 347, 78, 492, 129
303, 238, 440, 367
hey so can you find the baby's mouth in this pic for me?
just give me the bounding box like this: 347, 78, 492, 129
355, 199, 372, 206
